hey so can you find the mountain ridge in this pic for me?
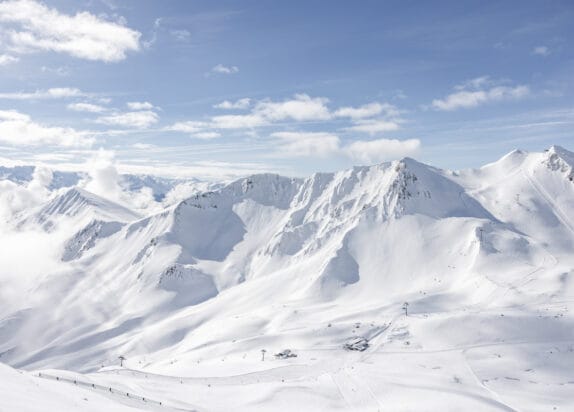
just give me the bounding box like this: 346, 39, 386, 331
0, 146, 573, 410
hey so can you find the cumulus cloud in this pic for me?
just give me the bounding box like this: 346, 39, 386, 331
345, 138, 421, 164
162, 183, 202, 207
211, 64, 239, 74
0, 87, 83, 100
432, 77, 529, 111
127, 101, 155, 110
214, 98, 251, 110
0, 109, 28, 121
67, 102, 106, 113
271, 131, 340, 157
0, 53, 19, 65
339, 102, 404, 135
255, 94, 331, 122
168, 94, 406, 142
0, 109, 94, 147
167, 121, 209, 134
334, 102, 386, 119
269, 130, 419, 164
96, 110, 159, 128
27, 164, 53, 192
82, 149, 122, 198
0, 0, 141, 62
81, 149, 155, 212
0, 165, 53, 224
432, 86, 529, 111
195, 94, 331, 131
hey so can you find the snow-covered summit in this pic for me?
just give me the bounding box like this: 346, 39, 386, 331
20, 187, 141, 231
543, 145, 574, 179
1, 146, 574, 412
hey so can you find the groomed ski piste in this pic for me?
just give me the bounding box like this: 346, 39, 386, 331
1, 146, 573, 411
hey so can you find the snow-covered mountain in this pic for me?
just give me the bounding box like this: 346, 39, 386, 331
20, 187, 141, 229
1, 146, 573, 411
0, 165, 187, 201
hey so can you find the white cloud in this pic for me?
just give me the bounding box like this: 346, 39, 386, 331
82, 149, 122, 199
345, 138, 421, 164
167, 121, 209, 134
214, 98, 251, 110
211, 114, 267, 129
0, 54, 19, 65
334, 102, 385, 119
168, 94, 406, 140
192, 132, 221, 139
67, 102, 106, 113
432, 79, 530, 111
96, 110, 158, 128
0, 0, 141, 62
211, 64, 239, 74
81, 149, 155, 212
532, 46, 550, 56
268, 131, 419, 163
255, 94, 331, 121
206, 94, 332, 129
336, 102, 403, 135
0, 109, 94, 147
142, 17, 161, 49
0, 165, 52, 227
127, 101, 155, 110
271, 131, 340, 157
0, 87, 83, 100
454, 76, 492, 91
0, 109, 28, 121
346, 119, 401, 134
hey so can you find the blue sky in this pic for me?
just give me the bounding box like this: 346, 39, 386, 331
0, 0, 572, 179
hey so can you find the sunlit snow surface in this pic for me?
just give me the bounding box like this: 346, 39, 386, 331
1, 146, 573, 411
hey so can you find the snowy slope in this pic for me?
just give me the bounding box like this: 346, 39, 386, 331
21, 187, 141, 229
1, 146, 574, 411
0, 363, 146, 412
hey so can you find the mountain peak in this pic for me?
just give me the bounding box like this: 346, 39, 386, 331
544, 144, 574, 177
28, 186, 141, 230
547, 145, 574, 162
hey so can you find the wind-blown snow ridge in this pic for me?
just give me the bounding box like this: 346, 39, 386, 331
19, 187, 141, 231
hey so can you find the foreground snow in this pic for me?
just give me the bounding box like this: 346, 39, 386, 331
1, 146, 573, 411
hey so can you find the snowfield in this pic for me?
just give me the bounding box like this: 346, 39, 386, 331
1, 146, 573, 411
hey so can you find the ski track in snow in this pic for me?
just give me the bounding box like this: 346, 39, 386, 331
461, 353, 518, 412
